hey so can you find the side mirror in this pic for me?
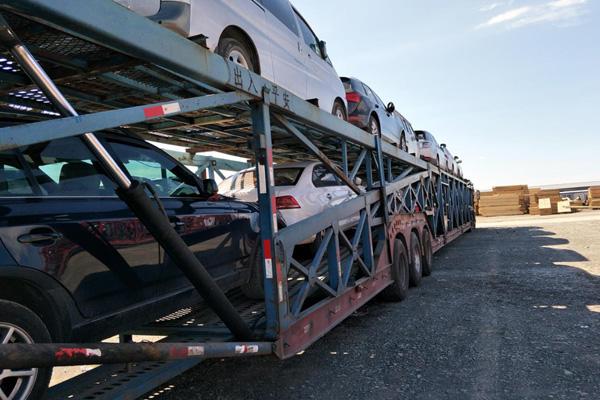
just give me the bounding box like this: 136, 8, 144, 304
318, 40, 328, 59
440, 143, 447, 149
386, 102, 395, 113
454, 156, 459, 161
203, 179, 219, 196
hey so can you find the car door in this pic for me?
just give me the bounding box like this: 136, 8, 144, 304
372, 90, 398, 144
260, 0, 308, 99
0, 136, 162, 318
295, 9, 334, 109
105, 137, 257, 294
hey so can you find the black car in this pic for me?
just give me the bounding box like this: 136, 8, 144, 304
341, 76, 409, 151
0, 133, 261, 398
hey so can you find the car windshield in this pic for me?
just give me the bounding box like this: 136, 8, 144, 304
274, 168, 303, 186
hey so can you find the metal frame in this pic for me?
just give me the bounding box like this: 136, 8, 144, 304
0, 1, 475, 398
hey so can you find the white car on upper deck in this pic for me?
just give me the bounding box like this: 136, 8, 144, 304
114, 0, 348, 119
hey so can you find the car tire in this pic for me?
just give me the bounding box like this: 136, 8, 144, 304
241, 244, 264, 300
380, 239, 409, 301
408, 231, 423, 287
332, 100, 347, 121
368, 114, 381, 137
216, 34, 259, 73
421, 229, 434, 277
0, 300, 52, 400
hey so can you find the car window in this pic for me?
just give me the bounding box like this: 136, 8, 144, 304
262, 0, 298, 34
312, 165, 341, 188
295, 11, 322, 58
370, 88, 386, 108
108, 139, 201, 198
20, 137, 115, 197
362, 83, 374, 99
0, 153, 35, 196
274, 167, 303, 186
342, 78, 352, 92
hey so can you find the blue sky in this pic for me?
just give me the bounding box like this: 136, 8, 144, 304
293, 0, 600, 189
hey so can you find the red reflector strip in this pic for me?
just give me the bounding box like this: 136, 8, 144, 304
144, 102, 181, 119
263, 239, 272, 259
144, 106, 164, 119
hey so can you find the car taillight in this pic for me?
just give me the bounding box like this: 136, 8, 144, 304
276, 195, 301, 210
345, 92, 361, 103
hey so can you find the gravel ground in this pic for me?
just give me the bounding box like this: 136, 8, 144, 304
150, 212, 600, 400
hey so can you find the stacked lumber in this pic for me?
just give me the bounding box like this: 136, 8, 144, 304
589, 186, 600, 208
478, 185, 529, 217
529, 189, 561, 215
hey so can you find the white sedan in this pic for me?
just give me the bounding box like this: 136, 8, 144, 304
115, 0, 348, 118
219, 161, 357, 242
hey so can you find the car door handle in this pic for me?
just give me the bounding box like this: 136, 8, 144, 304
18, 231, 63, 244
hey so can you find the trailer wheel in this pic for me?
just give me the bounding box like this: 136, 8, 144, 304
408, 232, 423, 287
0, 300, 51, 400
241, 245, 264, 300
380, 239, 409, 301
421, 229, 434, 277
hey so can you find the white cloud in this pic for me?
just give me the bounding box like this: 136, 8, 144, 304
477, 0, 588, 29
480, 2, 504, 12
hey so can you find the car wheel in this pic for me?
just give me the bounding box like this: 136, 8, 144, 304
217, 34, 259, 73
332, 100, 347, 121
241, 244, 264, 300
368, 115, 381, 137
421, 229, 434, 277
0, 300, 52, 400
408, 231, 423, 287
380, 239, 409, 301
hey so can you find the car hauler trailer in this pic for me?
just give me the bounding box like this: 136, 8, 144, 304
0, 1, 475, 399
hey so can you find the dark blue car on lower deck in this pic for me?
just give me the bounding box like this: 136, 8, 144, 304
0, 133, 261, 343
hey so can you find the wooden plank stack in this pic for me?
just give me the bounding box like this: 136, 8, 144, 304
478, 185, 529, 217
529, 188, 562, 215
589, 186, 600, 208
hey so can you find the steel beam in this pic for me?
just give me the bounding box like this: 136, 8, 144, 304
274, 114, 361, 195
0, 342, 273, 369
0, 91, 253, 150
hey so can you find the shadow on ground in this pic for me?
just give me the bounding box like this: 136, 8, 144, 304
149, 223, 599, 400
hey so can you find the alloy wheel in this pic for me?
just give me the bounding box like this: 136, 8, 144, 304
0, 323, 38, 400
227, 49, 250, 70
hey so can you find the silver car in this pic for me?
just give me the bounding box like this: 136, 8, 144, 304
115, 0, 348, 119
415, 130, 445, 167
